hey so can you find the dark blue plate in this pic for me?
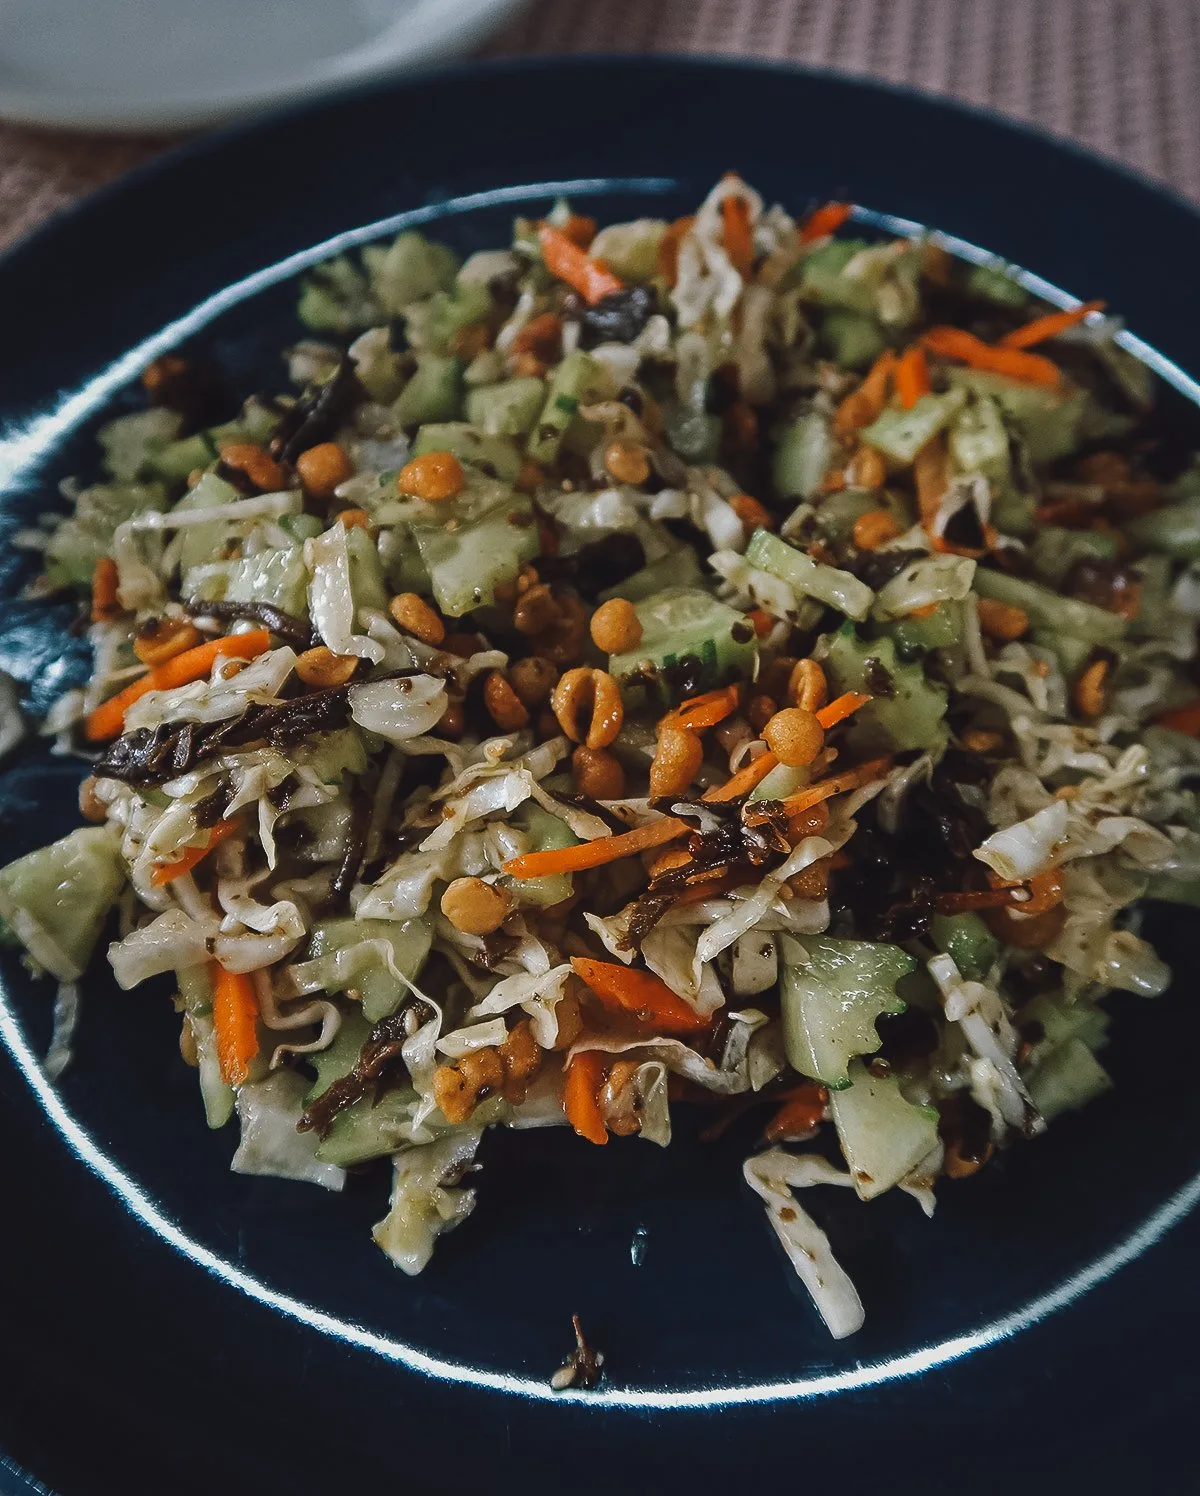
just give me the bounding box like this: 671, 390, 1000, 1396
1, 57, 1198, 1496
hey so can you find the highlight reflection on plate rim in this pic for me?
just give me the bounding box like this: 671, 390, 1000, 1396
2, 175, 1198, 1409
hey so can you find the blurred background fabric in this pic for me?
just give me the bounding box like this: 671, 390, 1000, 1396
1, 0, 1198, 247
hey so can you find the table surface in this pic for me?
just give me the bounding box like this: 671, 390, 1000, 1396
0, 0, 1197, 250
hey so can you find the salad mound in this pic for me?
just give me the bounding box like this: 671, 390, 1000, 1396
7, 175, 1200, 1340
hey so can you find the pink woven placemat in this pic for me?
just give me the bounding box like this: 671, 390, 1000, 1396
1, 0, 1197, 248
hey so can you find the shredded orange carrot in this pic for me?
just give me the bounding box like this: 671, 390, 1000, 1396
722, 190, 754, 278
210, 962, 259, 1088
816, 691, 872, 730
664, 684, 742, 733
799, 200, 853, 243
1000, 300, 1105, 350
657, 215, 696, 287
764, 1083, 829, 1142
538, 223, 624, 305
938, 869, 1065, 917
914, 434, 949, 530
895, 344, 931, 410
922, 326, 1061, 387
935, 888, 1016, 913
572, 958, 711, 1034
151, 818, 242, 888
1156, 699, 1200, 736
672, 873, 747, 906
563, 1051, 609, 1144
91, 557, 120, 623
834, 348, 896, 438
703, 750, 781, 803
504, 815, 686, 880
83, 629, 272, 743
766, 757, 893, 822
747, 608, 776, 638
557, 213, 598, 249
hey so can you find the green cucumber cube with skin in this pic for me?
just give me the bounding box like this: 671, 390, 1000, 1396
608, 587, 758, 703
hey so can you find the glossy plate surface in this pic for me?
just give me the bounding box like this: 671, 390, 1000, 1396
0, 57, 1198, 1496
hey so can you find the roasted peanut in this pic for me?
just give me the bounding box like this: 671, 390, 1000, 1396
335, 508, 372, 532
848, 447, 887, 490
589, 598, 642, 654
531, 591, 589, 666
976, 597, 1030, 641
572, 745, 627, 800
78, 775, 107, 823
512, 582, 560, 636
437, 699, 465, 739
649, 724, 704, 797
746, 693, 778, 732
294, 646, 359, 688
133, 616, 202, 667
440, 876, 512, 935
604, 440, 651, 486
397, 451, 465, 502
483, 670, 531, 731
729, 493, 773, 532
852, 508, 901, 549
499, 1019, 541, 1103
1074, 655, 1110, 718
763, 707, 825, 767
389, 591, 445, 646
179, 1015, 199, 1069
943, 1139, 994, 1179
787, 658, 828, 714
219, 442, 287, 492
433, 1046, 506, 1124
295, 442, 352, 500
551, 667, 623, 749
552, 987, 583, 1050
508, 655, 559, 709
962, 728, 1004, 754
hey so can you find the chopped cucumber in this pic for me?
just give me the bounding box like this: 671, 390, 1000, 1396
306, 1009, 373, 1101
172, 472, 242, 580
829, 1059, 940, 1200
823, 624, 949, 755
813, 487, 881, 542
317, 1088, 418, 1167
608, 586, 758, 703
305, 917, 432, 1022
885, 600, 962, 656
948, 394, 1010, 486
379, 527, 433, 594
971, 568, 1127, 645
0, 826, 125, 982
663, 405, 721, 463
99, 407, 183, 482
465, 377, 546, 437
587, 218, 666, 281
819, 310, 887, 370
964, 261, 1029, 307
187, 544, 310, 616
411, 422, 523, 482
150, 431, 218, 483
393, 356, 464, 427
598, 546, 703, 604
367, 231, 459, 315
298, 255, 381, 333
1028, 526, 1119, 587
1030, 628, 1095, 676
779, 934, 913, 1089
745, 528, 875, 620
412, 491, 541, 616
1126, 500, 1200, 561
944, 369, 1087, 463
44, 481, 168, 589
929, 912, 999, 983
860, 390, 966, 466
526, 351, 604, 466
1024, 1038, 1112, 1121
206, 397, 281, 450
798, 239, 875, 312
772, 410, 834, 500
503, 803, 578, 908
345, 523, 389, 615
403, 280, 493, 357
